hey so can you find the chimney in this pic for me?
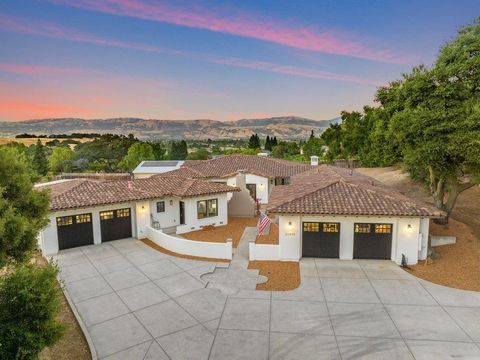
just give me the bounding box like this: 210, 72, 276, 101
310, 156, 319, 166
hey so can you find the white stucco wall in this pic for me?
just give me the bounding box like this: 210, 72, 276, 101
276, 215, 430, 265
40, 202, 137, 256
147, 226, 232, 260
176, 193, 229, 234
249, 243, 280, 260
39, 192, 232, 255
227, 174, 270, 204
135, 201, 150, 239
149, 197, 180, 229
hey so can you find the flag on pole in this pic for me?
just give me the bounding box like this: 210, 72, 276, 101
258, 211, 271, 235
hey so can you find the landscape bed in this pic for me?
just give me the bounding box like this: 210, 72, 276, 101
248, 260, 300, 291
36, 254, 90, 360
180, 216, 259, 248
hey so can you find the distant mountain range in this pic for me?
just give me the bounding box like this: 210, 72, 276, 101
0, 116, 340, 140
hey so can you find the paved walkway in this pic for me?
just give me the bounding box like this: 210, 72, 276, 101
54, 239, 480, 360
201, 227, 267, 294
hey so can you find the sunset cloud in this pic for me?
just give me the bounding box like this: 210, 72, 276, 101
47, 0, 400, 63
0, 14, 381, 86
0, 63, 88, 76
0, 13, 183, 56
206, 56, 384, 86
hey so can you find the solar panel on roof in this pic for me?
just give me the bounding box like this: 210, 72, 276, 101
140, 161, 180, 167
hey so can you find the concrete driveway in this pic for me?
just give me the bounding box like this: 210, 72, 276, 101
53, 239, 480, 360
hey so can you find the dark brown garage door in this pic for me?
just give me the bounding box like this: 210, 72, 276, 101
57, 213, 94, 250
302, 222, 340, 258
100, 208, 132, 242
353, 223, 392, 259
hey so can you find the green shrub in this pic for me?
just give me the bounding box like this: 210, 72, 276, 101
0, 263, 65, 359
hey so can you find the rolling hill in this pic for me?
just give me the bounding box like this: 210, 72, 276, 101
0, 116, 339, 140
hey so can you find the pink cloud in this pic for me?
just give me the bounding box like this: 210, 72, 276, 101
0, 13, 183, 56
0, 14, 382, 86
0, 63, 88, 76
47, 0, 401, 63
206, 56, 384, 86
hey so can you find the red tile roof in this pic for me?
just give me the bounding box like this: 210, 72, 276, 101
267, 165, 443, 217
38, 176, 238, 211
163, 155, 312, 179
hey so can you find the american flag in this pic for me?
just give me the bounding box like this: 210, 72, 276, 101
258, 212, 271, 235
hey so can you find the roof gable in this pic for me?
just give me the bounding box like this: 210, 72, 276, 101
267, 165, 443, 217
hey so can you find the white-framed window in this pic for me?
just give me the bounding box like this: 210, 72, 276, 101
197, 199, 218, 219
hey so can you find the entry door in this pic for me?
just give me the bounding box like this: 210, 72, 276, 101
100, 208, 132, 242
302, 222, 340, 258
179, 201, 185, 225
353, 223, 393, 259
246, 183, 257, 200
57, 213, 94, 250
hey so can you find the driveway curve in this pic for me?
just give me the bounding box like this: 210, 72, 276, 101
53, 239, 480, 359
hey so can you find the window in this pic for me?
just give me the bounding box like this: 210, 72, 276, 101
197, 199, 218, 219
76, 214, 91, 223
303, 222, 320, 232
156, 201, 165, 213
355, 224, 371, 233
375, 224, 392, 234
207, 199, 218, 217
100, 211, 114, 220
116, 208, 130, 218
323, 223, 339, 233
57, 216, 73, 226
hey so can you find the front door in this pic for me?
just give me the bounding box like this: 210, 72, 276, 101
246, 183, 257, 201
179, 201, 185, 224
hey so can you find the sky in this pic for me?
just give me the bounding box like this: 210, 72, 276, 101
0, 0, 479, 122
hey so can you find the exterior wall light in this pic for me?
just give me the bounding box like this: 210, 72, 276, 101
407, 224, 413, 232
288, 221, 292, 228
170, 200, 173, 205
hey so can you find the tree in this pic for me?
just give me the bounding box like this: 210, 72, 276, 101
272, 141, 300, 159
48, 147, 74, 173
0, 147, 50, 266
321, 123, 343, 161
309, 129, 315, 140
32, 139, 49, 176
248, 134, 261, 149
302, 137, 325, 160
149, 142, 166, 160
271, 136, 278, 147
187, 148, 209, 160
169, 140, 188, 160
386, 18, 480, 220
265, 135, 272, 151
74, 134, 138, 171
0, 263, 65, 359
118, 142, 155, 171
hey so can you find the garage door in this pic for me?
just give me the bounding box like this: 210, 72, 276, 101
353, 223, 392, 259
302, 222, 340, 258
100, 208, 132, 242
57, 213, 94, 250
